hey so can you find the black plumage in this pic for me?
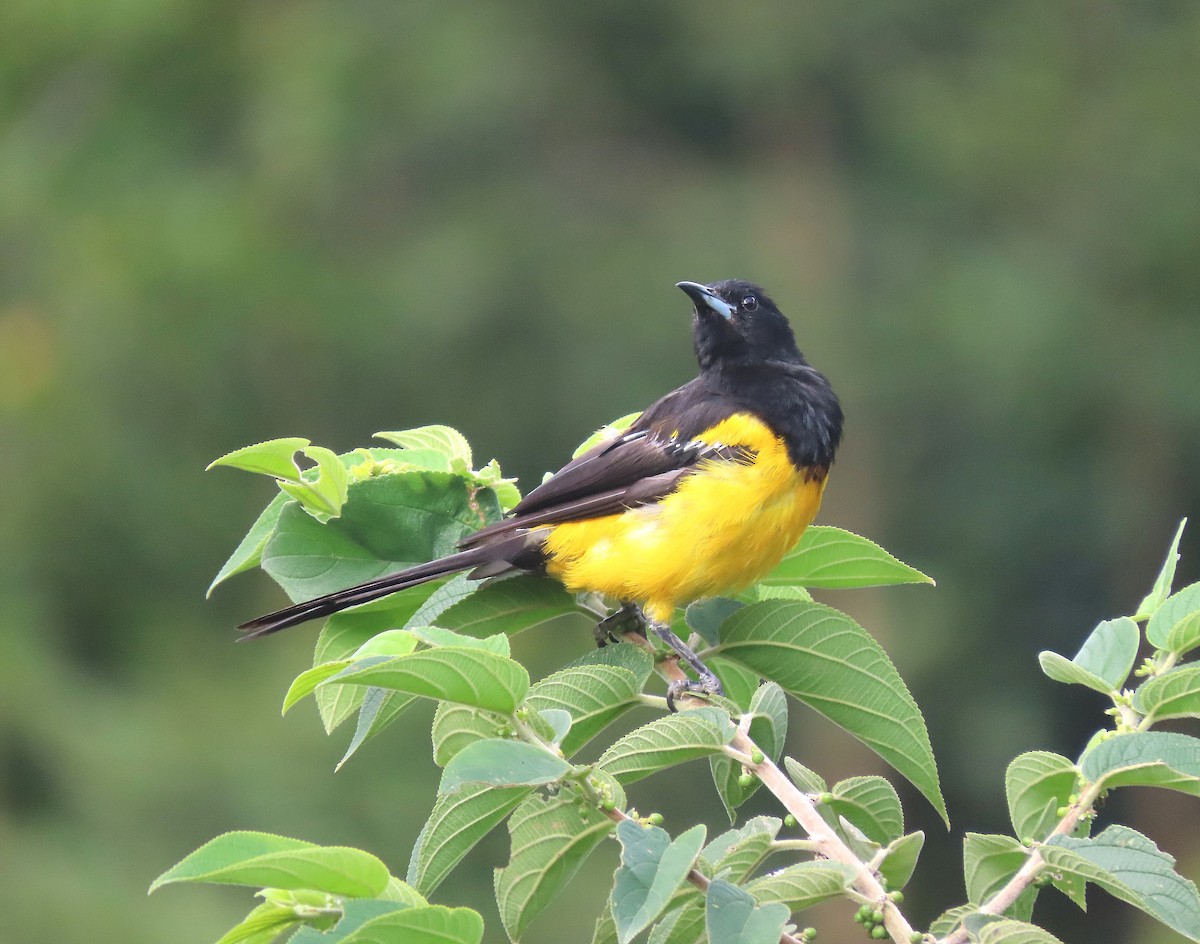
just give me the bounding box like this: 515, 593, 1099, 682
237, 279, 842, 639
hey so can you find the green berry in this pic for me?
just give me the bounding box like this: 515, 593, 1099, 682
872, 909, 884, 924
647, 812, 664, 825
909, 934, 925, 943
802, 929, 816, 941
871, 926, 888, 939
784, 814, 797, 827
855, 905, 870, 923
1056, 806, 1068, 817
737, 773, 754, 788
750, 748, 765, 764
888, 891, 904, 903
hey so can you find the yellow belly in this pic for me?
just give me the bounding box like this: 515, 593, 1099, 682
542, 413, 827, 623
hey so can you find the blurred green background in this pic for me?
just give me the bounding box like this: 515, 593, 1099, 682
2, 2, 1198, 942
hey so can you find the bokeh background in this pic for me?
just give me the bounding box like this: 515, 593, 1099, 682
2, 3, 1198, 942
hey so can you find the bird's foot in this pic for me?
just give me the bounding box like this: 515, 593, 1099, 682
593, 602, 647, 647
648, 619, 724, 711
665, 671, 724, 712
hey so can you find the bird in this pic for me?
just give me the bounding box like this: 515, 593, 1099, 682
238, 279, 843, 705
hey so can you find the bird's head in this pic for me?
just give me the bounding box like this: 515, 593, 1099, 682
676, 279, 802, 371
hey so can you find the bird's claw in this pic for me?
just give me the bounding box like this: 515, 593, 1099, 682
664, 672, 724, 712
593, 602, 647, 647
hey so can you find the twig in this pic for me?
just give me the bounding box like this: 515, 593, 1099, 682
595, 804, 803, 944
939, 780, 1101, 944
638, 638, 919, 944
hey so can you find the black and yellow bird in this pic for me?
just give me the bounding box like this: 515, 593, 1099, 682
239, 280, 843, 703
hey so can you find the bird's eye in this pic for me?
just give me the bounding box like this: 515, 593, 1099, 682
741, 295, 758, 312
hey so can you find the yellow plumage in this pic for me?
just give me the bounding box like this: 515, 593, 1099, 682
542, 412, 828, 623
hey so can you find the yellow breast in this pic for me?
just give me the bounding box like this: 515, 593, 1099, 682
543, 413, 827, 623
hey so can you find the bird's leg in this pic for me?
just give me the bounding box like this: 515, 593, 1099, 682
648, 620, 724, 711
593, 601, 647, 647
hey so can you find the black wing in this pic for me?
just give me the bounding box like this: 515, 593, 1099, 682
459, 379, 751, 548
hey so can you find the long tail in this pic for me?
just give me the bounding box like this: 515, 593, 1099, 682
237, 545, 498, 640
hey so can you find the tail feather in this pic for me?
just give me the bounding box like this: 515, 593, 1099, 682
237, 545, 494, 639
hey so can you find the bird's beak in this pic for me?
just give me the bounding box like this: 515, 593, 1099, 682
676, 281, 734, 321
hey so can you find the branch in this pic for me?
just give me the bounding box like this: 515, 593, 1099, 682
938, 780, 1102, 944
642, 641, 919, 944
597, 804, 805, 944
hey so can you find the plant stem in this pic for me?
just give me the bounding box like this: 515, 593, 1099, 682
939, 777, 1104, 944
644, 642, 919, 944
771, 838, 822, 854
734, 730, 919, 944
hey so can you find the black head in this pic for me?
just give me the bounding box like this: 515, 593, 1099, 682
676, 279, 803, 372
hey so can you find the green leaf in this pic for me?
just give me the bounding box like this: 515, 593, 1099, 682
431, 703, 503, 766
214, 902, 299, 944
277, 445, 350, 519
149, 832, 389, 898
930, 905, 975, 938
745, 861, 855, 911
711, 682, 787, 818
1073, 617, 1140, 688
1138, 666, 1200, 722
1168, 612, 1200, 660
755, 583, 814, 603
611, 822, 707, 944
208, 492, 290, 596
539, 708, 573, 744
565, 642, 656, 681
825, 775, 904, 846
527, 664, 647, 757
408, 626, 510, 654
288, 900, 412, 944
1044, 825, 1200, 942
439, 739, 572, 794
407, 783, 531, 895
436, 574, 594, 638
783, 756, 828, 794
1037, 651, 1111, 694
705, 879, 791, 944
285, 630, 420, 716
761, 526, 934, 590
1005, 751, 1077, 842
977, 920, 1065, 944
261, 472, 499, 602
964, 834, 1035, 920
1134, 519, 1187, 621
1081, 731, 1200, 797
312, 598, 439, 733
592, 902, 619, 944
702, 817, 781, 882
879, 831, 925, 890
685, 598, 744, 648
284, 662, 357, 715
336, 905, 484, 944
706, 656, 761, 711
597, 707, 735, 785
208, 437, 312, 480
648, 901, 705, 944
713, 600, 947, 824
374, 425, 473, 467
377, 878, 427, 906
572, 412, 642, 458
327, 647, 530, 714
494, 791, 615, 940
337, 688, 418, 769
1148, 581, 1200, 650
1038, 617, 1139, 694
